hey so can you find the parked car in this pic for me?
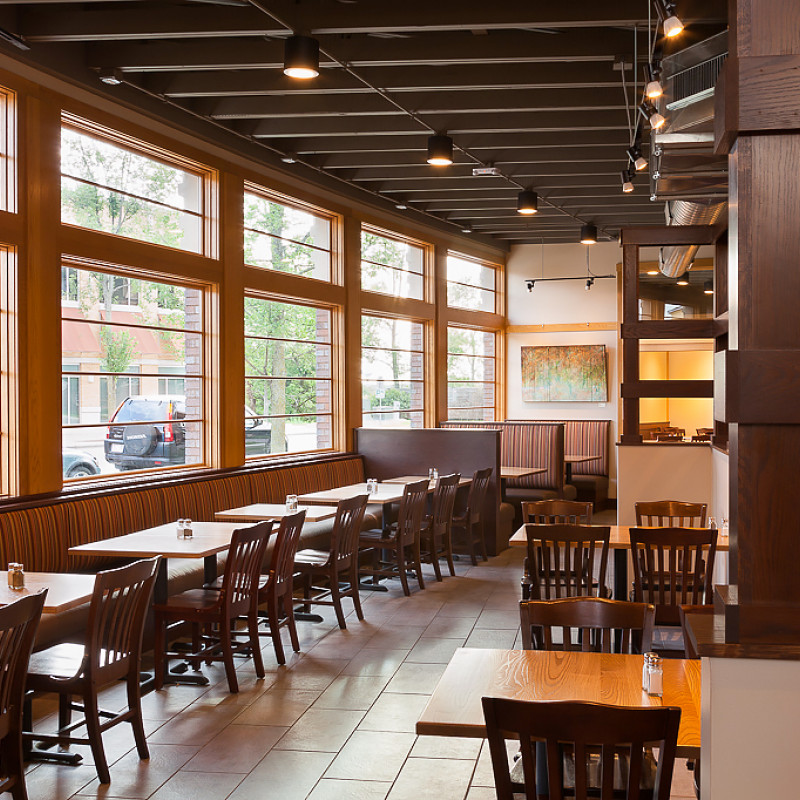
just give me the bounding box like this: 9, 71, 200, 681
104, 396, 274, 471
62, 448, 101, 478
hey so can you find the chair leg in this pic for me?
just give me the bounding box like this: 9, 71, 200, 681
283, 593, 301, 653
247, 609, 265, 679
349, 563, 364, 621
396, 545, 410, 596
477, 521, 488, 561
267, 595, 286, 666
219, 625, 239, 694
429, 535, 443, 582
154, 613, 166, 690
462, 523, 478, 566
126, 669, 150, 760
83, 689, 111, 785
57, 692, 72, 748
1, 728, 28, 800
413, 540, 426, 591
444, 528, 456, 577
330, 570, 346, 630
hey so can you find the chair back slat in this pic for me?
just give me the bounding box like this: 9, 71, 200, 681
222, 523, 272, 617
396, 479, 430, 547
522, 500, 593, 525
629, 527, 718, 626
331, 494, 369, 567
525, 524, 610, 600
482, 697, 681, 800
272, 511, 305, 591
465, 467, 492, 525
430, 474, 461, 531
635, 500, 707, 528
87, 557, 160, 681
520, 597, 655, 654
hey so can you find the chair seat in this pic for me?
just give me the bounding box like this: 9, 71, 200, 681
155, 588, 221, 613
27, 642, 85, 683
359, 529, 396, 544
295, 549, 332, 568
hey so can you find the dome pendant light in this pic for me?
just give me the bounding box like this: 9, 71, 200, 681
517, 190, 539, 215
283, 35, 320, 79
426, 133, 454, 165
580, 224, 598, 244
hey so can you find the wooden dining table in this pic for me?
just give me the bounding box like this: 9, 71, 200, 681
509, 524, 729, 603
214, 503, 339, 523
298, 481, 406, 506
0, 571, 95, 613
382, 475, 473, 488
416, 647, 702, 758
564, 454, 601, 484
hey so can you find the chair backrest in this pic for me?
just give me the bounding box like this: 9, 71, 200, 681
396, 479, 430, 546
222, 522, 272, 618
482, 697, 680, 800
635, 500, 707, 527
656, 434, 684, 442
270, 511, 305, 594
524, 524, 610, 600
430, 473, 461, 531
629, 527, 718, 625
86, 557, 160, 684
522, 500, 593, 525
330, 494, 369, 567
520, 597, 655, 654
0, 590, 46, 740
464, 467, 492, 525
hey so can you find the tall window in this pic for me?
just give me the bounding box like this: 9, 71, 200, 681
0, 246, 15, 495
61, 264, 205, 478
447, 252, 498, 312
245, 296, 334, 457
0, 85, 15, 213
60, 117, 210, 254
244, 188, 333, 282
361, 227, 425, 300
362, 314, 425, 428
447, 326, 497, 421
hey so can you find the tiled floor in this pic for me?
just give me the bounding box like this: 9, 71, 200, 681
25, 544, 697, 800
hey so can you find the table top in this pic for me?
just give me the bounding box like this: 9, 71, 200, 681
416, 648, 701, 757
509, 524, 730, 552
299, 482, 404, 506
565, 454, 602, 464
0, 572, 96, 614
214, 503, 338, 523
382, 475, 472, 488
68, 522, 251, 559
500, 466, 547, 479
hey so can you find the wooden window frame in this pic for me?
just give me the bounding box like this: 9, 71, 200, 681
445, 323, 499, 422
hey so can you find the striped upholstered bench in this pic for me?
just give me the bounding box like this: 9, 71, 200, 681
0, 454, 367, 649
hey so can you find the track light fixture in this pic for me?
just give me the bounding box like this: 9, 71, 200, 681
660, 1, 685, 38
645, 63, 664, 99
427, 133, 454, 166
517, 190, 539, 215
626, 145, 648, 171
283, 34, 320, 79
585, 277, 595, 291
639, 101, 665, 129
621, 169, 635, 194
580, 224, 598, 245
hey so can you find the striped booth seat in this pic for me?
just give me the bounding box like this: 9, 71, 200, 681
0, 454, 367, 649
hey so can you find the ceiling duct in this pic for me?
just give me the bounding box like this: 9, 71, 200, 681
659, 199, 726, 277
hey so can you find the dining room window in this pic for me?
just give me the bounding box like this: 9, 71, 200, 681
447, 252, 498, 313
0, 85, 16, 214
61, 262, 206, 479
244, 295, 335, 457
60, 115, 212, 255
244, 187, 334, 282
361, 226, 426, 300
446, 325, 497, 421
361, 314, 426, 428
0, 245, 15, 495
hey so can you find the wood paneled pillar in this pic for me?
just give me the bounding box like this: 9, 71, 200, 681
716, 0, 800, 641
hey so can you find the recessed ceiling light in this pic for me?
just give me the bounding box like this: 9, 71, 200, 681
98, 68, 124, 86
395, 202, 408, 210
280, 155, 297, 164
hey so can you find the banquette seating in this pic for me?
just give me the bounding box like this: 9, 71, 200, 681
0, 455, 371, 649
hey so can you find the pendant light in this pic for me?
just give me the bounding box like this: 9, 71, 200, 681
639, 101, 665, 130
516, 190, 539, 215
645, 64, 664, 99
427, 133, 454, 166
626, 145, 648, 171
661, 1, 685, 38
621, 169, 635, 194
283, 35, 320, 79
704, 281, 714, 295
580, 224, 598, 244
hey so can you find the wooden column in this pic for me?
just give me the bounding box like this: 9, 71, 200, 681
716, 0, 800, 641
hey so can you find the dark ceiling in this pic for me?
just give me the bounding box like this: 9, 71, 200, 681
0, 0, 728, 245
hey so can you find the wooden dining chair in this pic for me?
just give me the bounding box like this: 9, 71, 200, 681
635, 500, 707, 528
522, 499, 593, 525
0, 591, 46, 800
522, 524, 610, 601
154, 523, 270, 694
359, 478, 429, 596
520, 597, 655, 654
295, 495, 368, 629
257, 509, 305, 664
450, 466, 492, 565
629, 527, 718, 638
26, 558, 159, 785
420, 472, 461, 581
482, 697, 681, 800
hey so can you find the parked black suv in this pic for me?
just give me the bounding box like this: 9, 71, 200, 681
104, 396, 273, 470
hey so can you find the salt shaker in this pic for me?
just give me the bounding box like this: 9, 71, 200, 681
183, 518, 193, 539
286, 495, 298, 513
176, 519, 186, 540
642, 653, 651, 692
721, 518, 729, 537
432, 468, 439, 482
647, 654, 663, 697
8, 563, 24, 590
708, 517, 717, 530
367, 478, 377, 495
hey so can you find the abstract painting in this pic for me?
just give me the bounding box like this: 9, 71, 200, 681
521, 345, 608, 402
